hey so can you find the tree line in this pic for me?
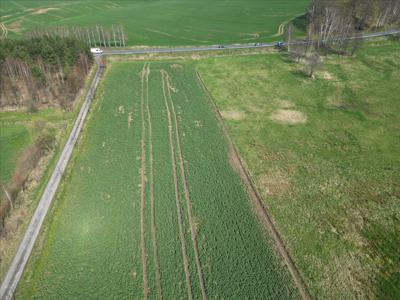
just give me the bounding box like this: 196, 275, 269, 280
27, 24, 127, 48
285, 0, 400, 77
0, 36, 93, 110
308, 0, 400, 49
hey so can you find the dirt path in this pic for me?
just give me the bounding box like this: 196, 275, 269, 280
161, 70, 193, 300
165, 72, 208, 300
195, 72, 312, 300
273, 21, 286, 37
139, 62, 149, 300
144, 64, 163, 299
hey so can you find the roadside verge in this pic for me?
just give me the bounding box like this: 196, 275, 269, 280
0, 60, 104, 300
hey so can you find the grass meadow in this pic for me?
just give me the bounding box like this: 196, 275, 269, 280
0, 109, 72, 184
0, 0, 309, 46
197, 39, 400, 299
17, 61, 299, 299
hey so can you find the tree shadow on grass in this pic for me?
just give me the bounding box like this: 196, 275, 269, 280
278, 52, 294, 64
290, 69, 308, 79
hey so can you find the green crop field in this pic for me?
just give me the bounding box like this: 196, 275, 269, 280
197, 39, 400, 299
0, 0, 309, 46
17, 61, 299, 299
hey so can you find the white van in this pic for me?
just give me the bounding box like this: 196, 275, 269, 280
90, 48, 103, 54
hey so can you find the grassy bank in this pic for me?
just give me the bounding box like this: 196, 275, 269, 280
197, 40, 400, 299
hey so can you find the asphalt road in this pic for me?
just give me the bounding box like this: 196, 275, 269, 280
103, 28, 400, 56
0, 61, 104, 300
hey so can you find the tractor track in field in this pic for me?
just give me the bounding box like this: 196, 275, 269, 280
144, 63, 163, 300
275, 22, 286, 36
140, 62, 149, 300
161, 70, 193, 300
165, 72, 208, 300
195, 71, 312, 300
0, 23, 8, 39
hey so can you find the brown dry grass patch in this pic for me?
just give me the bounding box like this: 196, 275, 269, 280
319, 71, 334, 80
221, 109, 245, 120
277, 99, 295, 109
258, 170, 290, 196
171, 64, 183, 70
8, 20, 23, 33
270, 109, 307, 124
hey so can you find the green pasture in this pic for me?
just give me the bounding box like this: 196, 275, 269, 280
0, 109, 71, 184
197, 39, 400, 299
17, 61, 299, 299
0, 0, 309, 46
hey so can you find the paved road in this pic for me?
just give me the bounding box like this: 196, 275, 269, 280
103, 28, 400, 56
0, 60, 104, 300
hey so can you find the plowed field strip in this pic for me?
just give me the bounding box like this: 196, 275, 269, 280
145, 64, 163, 299
165, 72, 208, 300
140, 62, 149, 299
161, 70, 193, 300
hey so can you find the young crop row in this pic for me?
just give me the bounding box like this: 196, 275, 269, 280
136, 62, 300, 299
17, 61, 300, 299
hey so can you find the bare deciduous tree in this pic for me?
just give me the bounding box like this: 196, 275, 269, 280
27, 24, 127, 48
304, 52, 321, 77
